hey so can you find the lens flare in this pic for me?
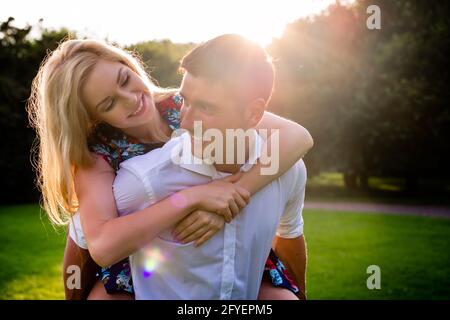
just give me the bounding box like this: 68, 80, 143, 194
170, 193, 188, 208
142, 247, 165, 278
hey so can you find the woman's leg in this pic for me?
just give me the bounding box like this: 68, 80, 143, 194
63, 235, 99, 300
257, 274, 298, 300
87, 279, 134, 300
64, 234, 134, 300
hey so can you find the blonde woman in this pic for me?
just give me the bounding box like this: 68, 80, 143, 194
28, 39, 313, 300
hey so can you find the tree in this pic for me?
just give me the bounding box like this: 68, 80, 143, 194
0, 18, 194, 204
268, 0, 450, 192
0, 17, 69, 203
128, 40, 195, 87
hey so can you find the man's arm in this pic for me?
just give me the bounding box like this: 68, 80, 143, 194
273, 235, 307, 299
275, 160, 308, 299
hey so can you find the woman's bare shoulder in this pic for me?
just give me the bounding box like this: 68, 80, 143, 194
74, 153, 115, 192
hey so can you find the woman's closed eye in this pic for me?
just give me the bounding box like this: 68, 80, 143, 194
121, 73, 130, 87
103, 73, 130, 112
104, 98, 116, 112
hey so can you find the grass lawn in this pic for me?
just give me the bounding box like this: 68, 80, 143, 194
0, 204, 449, 299
306, 172, 450, 205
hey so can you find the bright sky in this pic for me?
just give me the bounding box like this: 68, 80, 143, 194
2, 0, 342, 46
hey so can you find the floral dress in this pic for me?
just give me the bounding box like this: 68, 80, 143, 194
88, 93, 299, 296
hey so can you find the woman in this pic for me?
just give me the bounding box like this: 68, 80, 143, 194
27, 39, 313, 300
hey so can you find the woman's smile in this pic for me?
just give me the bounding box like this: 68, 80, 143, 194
128, 93, 148, 118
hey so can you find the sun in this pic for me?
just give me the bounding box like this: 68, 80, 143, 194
3, 0, 344, 46
169, 0, 339, 47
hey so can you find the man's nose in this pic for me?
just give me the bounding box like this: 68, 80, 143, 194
180, 103, 194, 130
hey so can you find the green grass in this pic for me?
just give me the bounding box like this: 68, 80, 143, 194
1, 205, 450, 299
305, 210, 450, 299
0, 205, 66, 299
307, 172, 450, 205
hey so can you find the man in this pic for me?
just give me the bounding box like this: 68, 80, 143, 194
113, 34, 307, 299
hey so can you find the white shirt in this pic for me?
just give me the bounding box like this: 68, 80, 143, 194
68, 210, 88, 249
113, 132, 307, 300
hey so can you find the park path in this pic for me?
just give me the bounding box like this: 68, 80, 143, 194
304, 201, 450, 219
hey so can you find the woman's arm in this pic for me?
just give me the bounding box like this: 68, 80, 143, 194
173, 116, 312, 247
236, 111, 313, 195
76, 155, 249, 267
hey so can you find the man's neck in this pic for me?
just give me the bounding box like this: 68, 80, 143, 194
214, 163, 242, 174
189, 129, 257, 174
214, 143, 251, 174
190, 142, 249, 174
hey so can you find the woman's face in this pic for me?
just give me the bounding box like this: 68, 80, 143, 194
81, 59, 156, 129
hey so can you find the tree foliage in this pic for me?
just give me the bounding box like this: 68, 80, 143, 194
268, 0, 450, 190
1, 0, 449, 203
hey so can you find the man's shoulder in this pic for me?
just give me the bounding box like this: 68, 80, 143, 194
279, 159, 307, 193
118, 136, 183, 175
293, 159, 307, 181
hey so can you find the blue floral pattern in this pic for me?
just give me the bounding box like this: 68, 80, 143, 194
265, 249, 300, 294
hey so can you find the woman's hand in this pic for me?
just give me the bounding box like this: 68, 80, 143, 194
172, 210, 225, 247
190, 174, 251, 222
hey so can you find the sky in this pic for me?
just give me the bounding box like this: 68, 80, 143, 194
2, 0, 343, 46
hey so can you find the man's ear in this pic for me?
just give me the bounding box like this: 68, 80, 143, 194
247, 98, 266, 128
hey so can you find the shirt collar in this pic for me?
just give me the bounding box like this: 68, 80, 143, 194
176, 130, 263, 178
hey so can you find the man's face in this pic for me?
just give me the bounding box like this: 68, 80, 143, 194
179, 72, 249, 136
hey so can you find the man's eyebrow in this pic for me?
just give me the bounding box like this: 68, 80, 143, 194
95, 67, 123, 110
179, 92, 216, 109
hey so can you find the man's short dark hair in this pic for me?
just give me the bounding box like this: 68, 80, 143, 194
180, 34, 275, 104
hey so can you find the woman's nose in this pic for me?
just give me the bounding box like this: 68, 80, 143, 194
120, 91, 138, 110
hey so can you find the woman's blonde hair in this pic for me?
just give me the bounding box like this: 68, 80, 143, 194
27, 39, 177, 226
